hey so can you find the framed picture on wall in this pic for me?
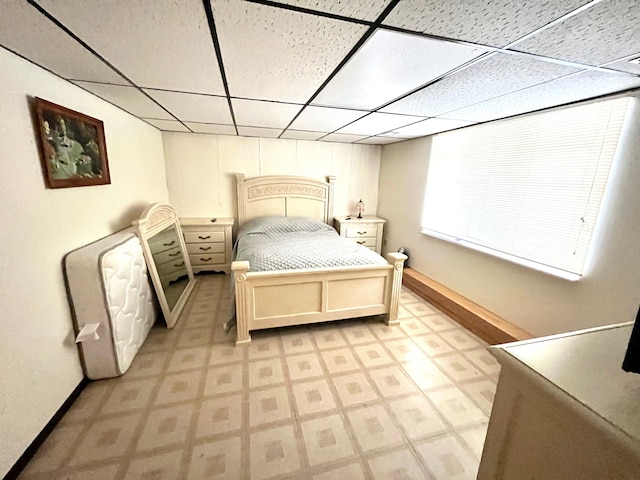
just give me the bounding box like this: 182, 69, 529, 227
34, 97, 111, 188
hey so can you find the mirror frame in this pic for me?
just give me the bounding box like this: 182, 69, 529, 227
133, 203, 196, 328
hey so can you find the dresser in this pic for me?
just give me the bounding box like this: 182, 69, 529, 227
334, 216, 385, 254
478, 323, 640, 480
179, 217, 234, 274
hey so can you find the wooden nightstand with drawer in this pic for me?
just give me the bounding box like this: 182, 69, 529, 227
334, 216, 385, 255
179, 218, 234, 274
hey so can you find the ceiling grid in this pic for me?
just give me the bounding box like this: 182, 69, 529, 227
0, 0, 637, 143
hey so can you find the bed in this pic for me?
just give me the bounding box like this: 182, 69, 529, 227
231, 174, 406, 345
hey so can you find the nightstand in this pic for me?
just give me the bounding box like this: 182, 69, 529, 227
179, 218, 234, 274
334, 216, 385, 254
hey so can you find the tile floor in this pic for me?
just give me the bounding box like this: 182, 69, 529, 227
18, 274, 500, 480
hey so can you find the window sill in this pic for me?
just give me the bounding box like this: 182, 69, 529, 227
420, 228, 581, 282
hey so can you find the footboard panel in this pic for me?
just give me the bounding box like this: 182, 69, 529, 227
232, 252, 406, 345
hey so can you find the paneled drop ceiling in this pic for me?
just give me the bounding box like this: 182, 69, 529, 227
1, 0, 639, 144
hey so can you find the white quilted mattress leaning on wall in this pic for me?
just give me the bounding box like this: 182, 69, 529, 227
64, 228, 157, 380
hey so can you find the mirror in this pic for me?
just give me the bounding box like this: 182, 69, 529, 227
133, 203, 195, 328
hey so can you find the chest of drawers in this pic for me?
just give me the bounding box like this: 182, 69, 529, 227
179, 217, 234, 274
334, 216, 385, 255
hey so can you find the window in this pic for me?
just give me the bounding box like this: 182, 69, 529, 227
421, 97, 631, 280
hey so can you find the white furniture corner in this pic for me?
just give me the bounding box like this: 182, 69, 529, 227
478, 323, 640, 480
180, 217, 234, 274
334, 215, 385, 254
231, 174, 406, 346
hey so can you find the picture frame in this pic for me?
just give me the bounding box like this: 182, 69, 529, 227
34, 97, 111, 188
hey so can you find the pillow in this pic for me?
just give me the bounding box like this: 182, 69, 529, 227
238, 216, 334, 237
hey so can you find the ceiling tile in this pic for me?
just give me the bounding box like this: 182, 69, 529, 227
280, 130, 326, 141
272, 0, 390, 21
336, 112, 424, 135
356, 136, 404, 145
381, 52, 581, 117
72, 81, 173, 120
0, 0, 128, 85
514, 0, 640, 65
211, 0, 366, 102
185, 123, 237, 135
320, 133, 369, 143
313, 29, 484, 110
38, 0, 224, 94
237, 126, 282, 138
144, 89, 231, 124
388, 118, 476, 138
232, 99, 302, 129
383, 0, 591, 47
143, 119, 190, 132
288, 105, 367, 132
439, 70, 640, 122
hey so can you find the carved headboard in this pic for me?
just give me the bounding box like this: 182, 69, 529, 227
236, 174, 335, 227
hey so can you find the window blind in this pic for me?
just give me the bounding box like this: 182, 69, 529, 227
421, 97, 631, 279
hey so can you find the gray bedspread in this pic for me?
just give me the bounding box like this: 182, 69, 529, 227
234, 216, 387, 272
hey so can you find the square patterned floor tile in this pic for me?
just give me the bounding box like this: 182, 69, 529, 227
353, 343, 394, 368
286, 353, 325, 381
248, 358, 285, 389
367, 447, 430, 480
388, 394, 449, 441
188, 435, 242, 480
300, 414, 356, 466
196, 393, 243, 437
368, 365, 418, 398
432, 353, 484, 383
427, 387, 488, 428
204, 363, 244, 396
68, 413, 142, 466
292, 378, 337, 416
416, 433, 479, 480
135, 403, 195, 452
153, 370, 204, 405
123, 449, 184, 480
282, 333, 316, 355
346, 404, 405, 453
320, 348, 360, 375
312, 462, 367, 480
332, 372, 379, 407
250, 424, 301, 480
249, 385, 292, 426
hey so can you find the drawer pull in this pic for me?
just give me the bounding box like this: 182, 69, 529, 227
357, 231, 366, 235
198, 235, 211, 240
199, 246, 212, 251
356, 240, 366, 245
168, 251, 180, 257
200, 257, 212, 262
174, 261, 184, 267
163, 240, 176, 246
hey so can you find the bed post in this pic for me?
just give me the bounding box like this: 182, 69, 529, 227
326, 175, 336, 224
236, 174, 246, 226
385, 252, 407, 326
232, 260, 251, 345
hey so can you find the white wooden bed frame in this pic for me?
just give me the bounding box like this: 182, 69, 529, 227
231, 174, 407, 345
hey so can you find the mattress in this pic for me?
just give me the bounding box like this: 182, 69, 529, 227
64, 228, 157, 379
234, 215, 387, 272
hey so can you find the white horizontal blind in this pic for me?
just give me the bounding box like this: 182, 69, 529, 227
422, 97, 630, 278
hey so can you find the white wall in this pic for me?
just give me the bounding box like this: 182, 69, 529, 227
162, 133, 381, 220
378, 97, 640, 337
0, 48, 169, 477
